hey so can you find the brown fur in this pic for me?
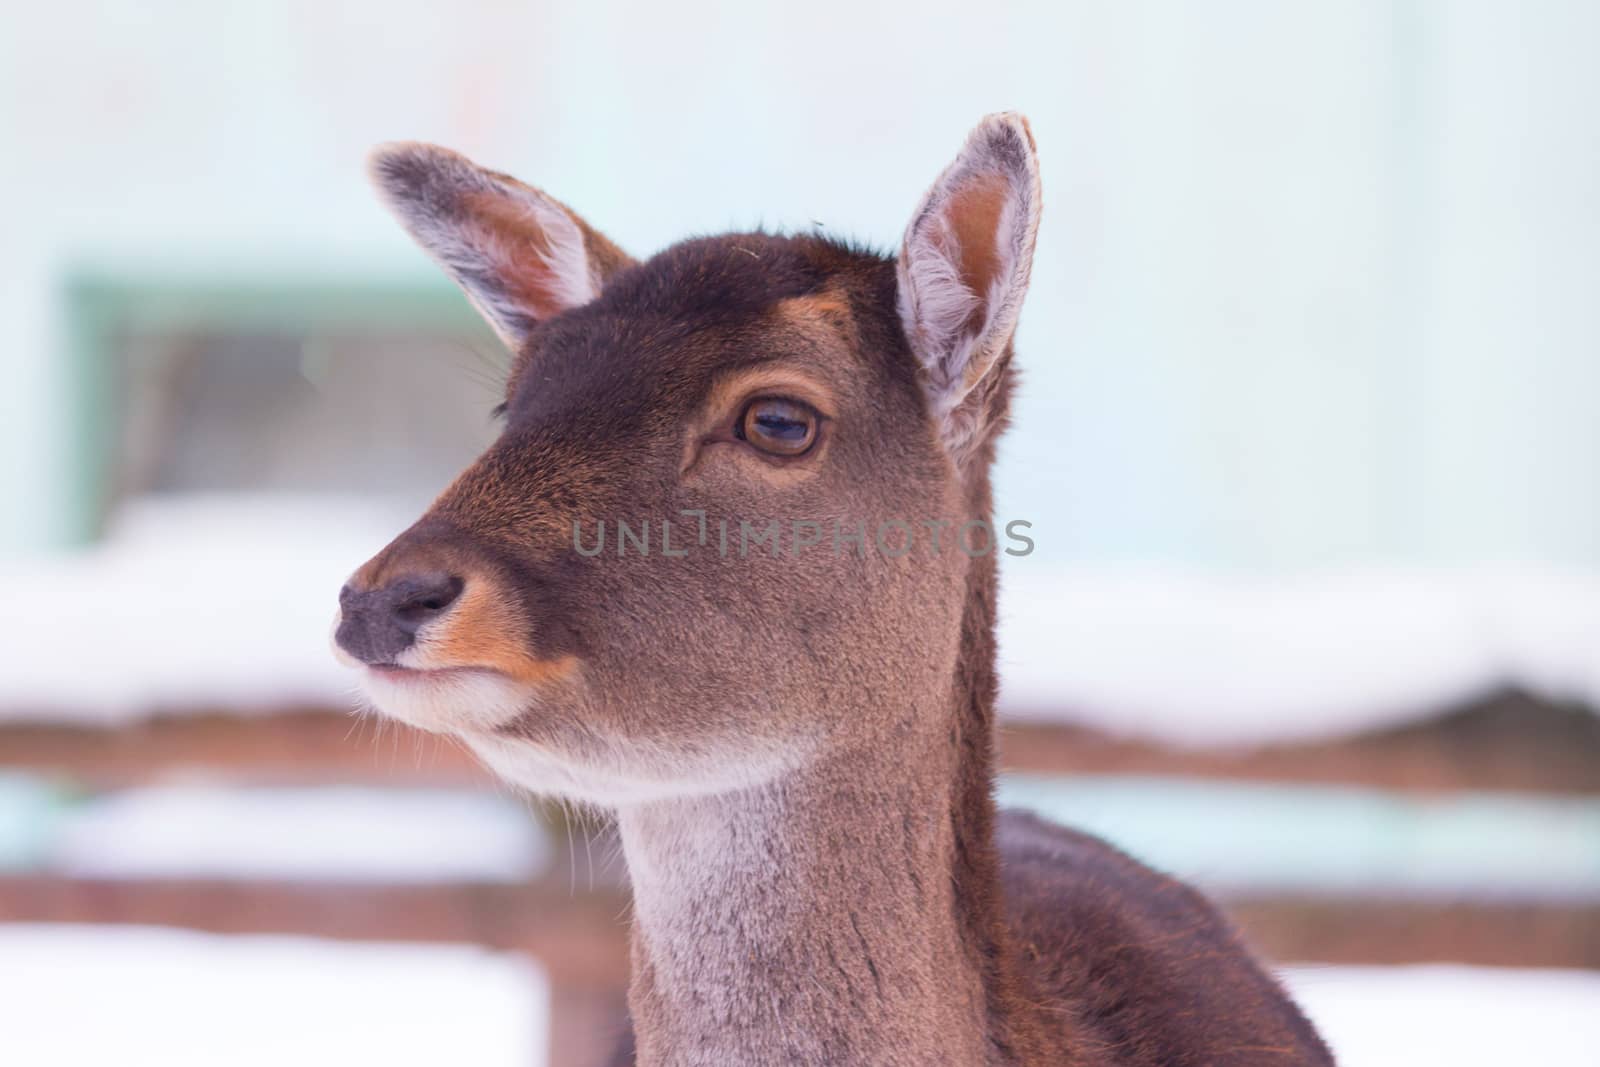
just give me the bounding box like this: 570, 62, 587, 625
339, 117, 1334, 1066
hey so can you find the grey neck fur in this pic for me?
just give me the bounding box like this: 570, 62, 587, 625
615, 722, 991, 1067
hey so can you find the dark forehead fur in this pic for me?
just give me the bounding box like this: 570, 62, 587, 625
598, 230, 890, 323
503, 231, 915, 423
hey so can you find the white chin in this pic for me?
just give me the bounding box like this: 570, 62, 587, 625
357, 668, 534, 734
465, 732, 800, 808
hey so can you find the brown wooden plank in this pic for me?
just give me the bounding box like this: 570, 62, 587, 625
0, 875, 630, 986
3, 689, 1595, 793
0, 707, 485, 787
548, 982, 631, 1067
1001, 689, 1600, 794
1229, 896, 1600, 970
4, 873, 1596, 971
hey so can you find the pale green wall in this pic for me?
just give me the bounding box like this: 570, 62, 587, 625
2, 1, 1596, 567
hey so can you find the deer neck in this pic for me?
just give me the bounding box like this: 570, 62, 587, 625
615, 550, 1017, 1067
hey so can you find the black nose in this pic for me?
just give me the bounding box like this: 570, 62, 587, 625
335, 573, 465, 666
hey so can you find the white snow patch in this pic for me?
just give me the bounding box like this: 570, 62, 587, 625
999, 563, 1600, 746
0, 492, 404, 724
1282, 964, 1600, 1067
0, 923, 1591, 1067
2, 493, 1598, 747
0, 924, 547, 1067
47, 785, 549, 883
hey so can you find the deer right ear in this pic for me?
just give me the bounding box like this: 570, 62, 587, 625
897, 113, 1041, 463
368, 143, 635, 349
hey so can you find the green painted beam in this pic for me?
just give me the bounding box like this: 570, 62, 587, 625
55, 269, 497, 546
2, 768, 1595, 900
0, 774, 75, 872
1000, 773, 1600, 900
64, 273, 490, 335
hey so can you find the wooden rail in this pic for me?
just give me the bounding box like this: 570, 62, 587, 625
2, 690, 1594, 793
3, 688, 1596, 1064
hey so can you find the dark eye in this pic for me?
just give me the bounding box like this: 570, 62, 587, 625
738, 398, 819, 457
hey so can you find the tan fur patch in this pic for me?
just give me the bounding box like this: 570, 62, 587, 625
775, 289, 852, 326
411, 575, 578, 686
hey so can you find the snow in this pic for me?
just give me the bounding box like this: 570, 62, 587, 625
0, 923, 1592, 1067
998, 563, 1600, 746
0, 493, 405, 723
46, 785, 550, 883
1281, 964, 1600, 1067
0, 924, 547, 1067
3, 492, 1598, 746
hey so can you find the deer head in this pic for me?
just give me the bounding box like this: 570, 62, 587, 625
334, 114, 1041, 806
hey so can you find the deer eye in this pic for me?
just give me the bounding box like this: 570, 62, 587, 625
737, 398, 819, 457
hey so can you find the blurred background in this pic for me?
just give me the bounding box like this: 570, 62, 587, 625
1, 2, 1597, 1064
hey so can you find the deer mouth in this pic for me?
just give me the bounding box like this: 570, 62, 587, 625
346, 652, 549, 735
366, 663, 512, 683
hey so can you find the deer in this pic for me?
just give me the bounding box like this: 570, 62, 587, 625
333, 113, 1334, 1067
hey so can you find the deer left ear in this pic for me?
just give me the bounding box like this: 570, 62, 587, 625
368, 142, 635, 350
897, 113, 1041, 461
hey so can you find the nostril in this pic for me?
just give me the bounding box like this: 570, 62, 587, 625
389, 574, 465, 630
334, 571, 464, 665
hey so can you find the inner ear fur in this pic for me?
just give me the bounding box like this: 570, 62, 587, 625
897, 113, 1042, 462
368, 142, 635, 348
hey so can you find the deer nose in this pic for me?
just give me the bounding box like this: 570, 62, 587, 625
335, 573, 465, 666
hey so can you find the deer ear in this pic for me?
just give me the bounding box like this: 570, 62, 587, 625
897, 113, 1041, 459
368, 142, 636, 349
